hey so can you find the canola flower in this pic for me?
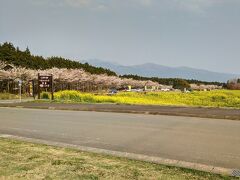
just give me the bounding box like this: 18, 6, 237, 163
53, 90, 240, 108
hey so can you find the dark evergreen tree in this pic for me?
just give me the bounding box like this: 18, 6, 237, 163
0, 42, 117, 76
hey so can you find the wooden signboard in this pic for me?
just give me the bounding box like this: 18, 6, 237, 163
38, 73, 54, 100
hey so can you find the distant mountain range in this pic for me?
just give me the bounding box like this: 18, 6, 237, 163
82, 59, 239, 82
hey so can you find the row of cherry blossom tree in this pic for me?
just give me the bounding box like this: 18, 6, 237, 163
227, 79, 240, 90
0, 62, 159, 91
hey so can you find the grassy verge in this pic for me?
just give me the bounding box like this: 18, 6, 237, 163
49, 90, 240, 109
0, 138, 235, 180
0, 93, 29, 100
0, 93, 19, 100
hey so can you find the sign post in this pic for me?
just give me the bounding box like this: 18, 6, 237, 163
38, 73, 54, 100
18, 79, 22, 102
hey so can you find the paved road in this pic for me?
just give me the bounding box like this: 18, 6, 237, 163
0, 107, 240, 169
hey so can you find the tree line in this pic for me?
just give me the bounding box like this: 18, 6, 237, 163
227, 78, 240, 90
0, 42, 226, 88
0, 42, 117, 76
120, 74, 225, 88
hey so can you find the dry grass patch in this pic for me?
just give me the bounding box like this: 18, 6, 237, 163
0, 138, 236, 180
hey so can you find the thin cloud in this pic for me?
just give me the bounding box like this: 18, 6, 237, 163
172, 0, 238, 13
62, 0, 154, 8
28, 0, 94, 8
63, 0, 92, 8
28, 0, 239, 13
137, 0, 153, 6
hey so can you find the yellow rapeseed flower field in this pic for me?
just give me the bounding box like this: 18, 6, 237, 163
54, 90, 240, 108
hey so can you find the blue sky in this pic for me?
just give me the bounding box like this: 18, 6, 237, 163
0, 0, 240, 74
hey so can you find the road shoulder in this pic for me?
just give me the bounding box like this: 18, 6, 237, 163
0, 102, 240, 120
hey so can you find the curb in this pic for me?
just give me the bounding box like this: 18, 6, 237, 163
0, 134, 238, 177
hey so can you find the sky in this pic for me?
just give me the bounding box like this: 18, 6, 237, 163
0, 0, 240, 74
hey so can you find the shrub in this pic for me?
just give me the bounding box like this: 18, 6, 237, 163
0, 93, 18, 100
41, 92, 50, 99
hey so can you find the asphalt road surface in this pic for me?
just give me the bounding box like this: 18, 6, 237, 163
0, 107, 240, 169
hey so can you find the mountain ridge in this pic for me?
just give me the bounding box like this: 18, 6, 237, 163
83, 59, 238, 82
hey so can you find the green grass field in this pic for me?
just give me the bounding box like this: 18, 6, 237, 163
0, 93, 30, 100
52, 90, 240, 108
0, 138, 235, 180
0, 93, 19, 100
